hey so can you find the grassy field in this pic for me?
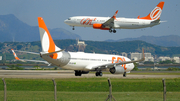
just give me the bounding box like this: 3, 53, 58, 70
0, 78, 180, 100
0, 91, 180, 101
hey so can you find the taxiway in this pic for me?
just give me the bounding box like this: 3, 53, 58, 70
0, 70, 180, 79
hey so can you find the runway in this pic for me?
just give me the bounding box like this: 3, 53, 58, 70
0, 70, 180, 79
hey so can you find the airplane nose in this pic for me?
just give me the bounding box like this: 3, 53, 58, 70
131, 63, 135, 70
64, 19, 68, 24
127, 63, 134, 71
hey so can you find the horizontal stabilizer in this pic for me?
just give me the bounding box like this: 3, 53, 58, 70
14, 50, 39, 55
41, 49, 65, 56
11, 49, 50, 65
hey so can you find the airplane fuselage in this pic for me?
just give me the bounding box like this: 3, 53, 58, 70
64, 16, 160, 29
41, 51, 134, 72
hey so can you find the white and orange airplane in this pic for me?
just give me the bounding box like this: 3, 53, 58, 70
12, 17, 145, 77
64, 1, 165, 33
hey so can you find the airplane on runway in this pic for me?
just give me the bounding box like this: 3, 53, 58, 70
12, 17, 145, 77
64, 1, 165, 33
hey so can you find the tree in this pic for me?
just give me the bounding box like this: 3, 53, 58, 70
132, 62, 138, 71
159, 60, 175, 64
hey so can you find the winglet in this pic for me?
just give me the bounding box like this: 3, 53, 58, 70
112, 10, 118, 19
138, 1, 165, 20
11, 49, 20, 60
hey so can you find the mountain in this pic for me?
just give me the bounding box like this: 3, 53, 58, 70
106, 35, 180, 47
0, 14, 81, 42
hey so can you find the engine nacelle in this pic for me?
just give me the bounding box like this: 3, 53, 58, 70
109, 66, 124, 74
93, 23, 109, 30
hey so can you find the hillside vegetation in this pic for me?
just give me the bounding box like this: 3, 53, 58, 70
1, 40, 180, 61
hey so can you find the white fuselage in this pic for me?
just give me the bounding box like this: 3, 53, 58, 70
64, 16, 160, 29
41, 51, 134, 72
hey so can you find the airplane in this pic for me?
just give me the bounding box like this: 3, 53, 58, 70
64, 1, 165, 33
12, 17, 145, 77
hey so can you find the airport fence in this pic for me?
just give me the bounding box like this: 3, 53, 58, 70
0, 78, 180, 101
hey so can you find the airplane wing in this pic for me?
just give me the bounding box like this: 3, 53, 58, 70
11, 49, 50, 65
92, 49, 145, 70
102, 10, 118, 28
40, 49, 65, 56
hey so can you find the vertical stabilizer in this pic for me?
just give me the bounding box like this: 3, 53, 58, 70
38, 17, 60, 59
138, 1, 164, 20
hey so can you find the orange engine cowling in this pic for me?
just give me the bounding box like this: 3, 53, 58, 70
93, 23, 109, 30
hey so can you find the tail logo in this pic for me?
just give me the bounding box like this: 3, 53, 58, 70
150, 7, 162, 20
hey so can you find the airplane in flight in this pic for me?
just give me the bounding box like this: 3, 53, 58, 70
64, 1, 165, 33
12, 17, 145, 77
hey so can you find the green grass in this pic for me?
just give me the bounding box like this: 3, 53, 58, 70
0, 91, 180, 101
0, 78, 180, 92
129, 72, 180, 75
0, 78, 180, 100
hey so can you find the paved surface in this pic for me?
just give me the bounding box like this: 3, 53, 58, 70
0, 70, 180, 79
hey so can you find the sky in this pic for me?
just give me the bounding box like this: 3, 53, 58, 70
0, 0, 180, 41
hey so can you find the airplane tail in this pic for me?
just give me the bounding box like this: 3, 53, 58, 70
137, 1, 164, 20
38, 17, 61, 59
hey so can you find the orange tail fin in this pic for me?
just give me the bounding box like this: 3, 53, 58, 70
138, 1, 165, 20
38, 17, 60, 59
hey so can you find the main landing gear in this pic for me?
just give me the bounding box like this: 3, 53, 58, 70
95, 71, 103, 76
109, 28, 116, 33
75, 70, 82, 76
74, 70, 89, 76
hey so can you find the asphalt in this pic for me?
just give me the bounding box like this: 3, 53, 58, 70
0, 70, 180, 79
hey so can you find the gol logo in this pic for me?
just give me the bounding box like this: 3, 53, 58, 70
150, 7, 162, 20
112, 57, 127, 70
80, 18, 96, 25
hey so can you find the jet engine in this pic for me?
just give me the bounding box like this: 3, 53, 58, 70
93, 23, 109, 30
109, 66, 124, 74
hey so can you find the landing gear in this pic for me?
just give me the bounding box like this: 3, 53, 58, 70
109, 29, 112, 33
72, 26, 75, 30
109, 28, 116, 33
75, 70, 82, 76
123, 72, 126, 77
113, 29, 116, 33
95, 71, 103, 76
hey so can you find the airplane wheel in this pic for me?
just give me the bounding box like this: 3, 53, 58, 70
113, 30, 116, 33
123, 72, 126, 77
109, 29, 112, 33
99, 72, 103, 76
95, 72, 98, 76
72, 27, 75, 30
75, 71, 82, 76
95, 72, 103, 76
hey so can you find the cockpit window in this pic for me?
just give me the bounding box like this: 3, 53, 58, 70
68, 18, 71, 20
